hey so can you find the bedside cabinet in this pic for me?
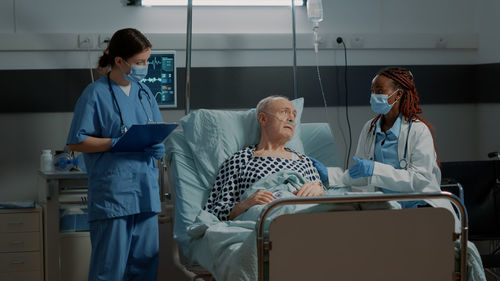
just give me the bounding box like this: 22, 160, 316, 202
0, 207, 43, 281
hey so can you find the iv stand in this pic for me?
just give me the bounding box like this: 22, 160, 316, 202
291, 0, 298, 99
183, 0, 299, 113
185, 0, 193, 115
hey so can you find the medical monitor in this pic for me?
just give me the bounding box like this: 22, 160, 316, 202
141, 51, 177, 108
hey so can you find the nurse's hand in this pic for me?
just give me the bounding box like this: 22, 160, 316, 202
144, 143, 165, 160
349, 156, 374, 179
69, 136, 119, 153
111, 137, 121, 148
294, 182, 325, 197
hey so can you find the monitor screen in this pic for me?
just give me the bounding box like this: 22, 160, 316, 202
141, 51, 176, 108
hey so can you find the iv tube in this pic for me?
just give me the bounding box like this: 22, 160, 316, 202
313, 23, 320, 53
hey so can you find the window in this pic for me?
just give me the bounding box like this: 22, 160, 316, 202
138, 0, 304, 6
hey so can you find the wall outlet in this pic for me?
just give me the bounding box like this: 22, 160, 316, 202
350, 36, 364, 48
77, 34, 93, 49
334, 36, 345, 48
436, 37, 447, 49
98, 34, 112, 49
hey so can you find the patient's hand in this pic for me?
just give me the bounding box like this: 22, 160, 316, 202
294, 182, 325, 197
229, 190, 274, 220
241, 190, 275, 208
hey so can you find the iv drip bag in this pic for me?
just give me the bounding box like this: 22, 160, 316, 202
307, 0, 323, 24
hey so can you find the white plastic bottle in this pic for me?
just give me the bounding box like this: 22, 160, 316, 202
307, 0, 324, 53
40, 149, 54, 172
307, 0, 323, 24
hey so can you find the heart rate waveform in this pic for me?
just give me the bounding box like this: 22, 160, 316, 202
148, 57, 163, 70
148, 56, 174, 71
140, 77, 162, 83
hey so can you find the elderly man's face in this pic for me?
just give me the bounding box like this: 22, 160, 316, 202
262, 98, 297, 141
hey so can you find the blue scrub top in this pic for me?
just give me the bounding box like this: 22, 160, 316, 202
374, 115, 425, 208
374, 115, 402, 169
67, 76, 163, 221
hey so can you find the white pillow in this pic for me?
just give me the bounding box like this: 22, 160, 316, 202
180, 98, 305, 189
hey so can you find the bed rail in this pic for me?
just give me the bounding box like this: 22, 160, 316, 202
256, 192, 468, 281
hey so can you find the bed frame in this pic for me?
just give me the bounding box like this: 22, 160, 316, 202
257, 192, 467, 281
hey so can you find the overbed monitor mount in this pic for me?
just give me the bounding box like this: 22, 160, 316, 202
141, 50, 177, 108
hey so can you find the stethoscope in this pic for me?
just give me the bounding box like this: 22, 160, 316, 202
107, 73, 154, 134
370, 114, 414, 169
399, 115, 414, 169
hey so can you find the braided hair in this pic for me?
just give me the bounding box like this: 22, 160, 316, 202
370, 67, 440, 166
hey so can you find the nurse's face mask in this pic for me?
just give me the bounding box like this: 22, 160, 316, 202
123, 59, 148, 83
370, 89, 401, 115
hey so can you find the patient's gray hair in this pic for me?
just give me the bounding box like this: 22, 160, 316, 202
256, 95, 289, 117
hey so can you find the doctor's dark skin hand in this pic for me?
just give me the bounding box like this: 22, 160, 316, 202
349, 156, 374, 179
348, 73, 403, 178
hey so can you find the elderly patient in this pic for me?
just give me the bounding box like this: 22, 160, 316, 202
204, 96, 325, 221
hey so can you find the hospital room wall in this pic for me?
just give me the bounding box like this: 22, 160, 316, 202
0, 105, 479, 201
476, 0, 500, 160
0, 0, 480, 69
0, 0, 497, 202
301, 104, 480, 168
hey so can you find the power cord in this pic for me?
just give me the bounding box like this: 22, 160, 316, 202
337, 37, 352, 169
334, 45, 348, 168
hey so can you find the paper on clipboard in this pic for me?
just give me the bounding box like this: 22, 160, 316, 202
110, 123, 178, 152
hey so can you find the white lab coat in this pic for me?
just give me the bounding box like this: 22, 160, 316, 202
327, 117, 461, 233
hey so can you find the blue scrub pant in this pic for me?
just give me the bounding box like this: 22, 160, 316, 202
88, 212, 159, 281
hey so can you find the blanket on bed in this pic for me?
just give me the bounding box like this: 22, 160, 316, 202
186, 170, 398, 281
186, 170, 486, 281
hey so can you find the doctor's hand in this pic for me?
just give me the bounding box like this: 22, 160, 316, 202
309, 157, 329, 184
349, 156, 374, 179
144, 143, 165, 160
294, 182, 325, 197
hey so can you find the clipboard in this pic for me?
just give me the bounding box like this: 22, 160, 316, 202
110, 123, 178, 152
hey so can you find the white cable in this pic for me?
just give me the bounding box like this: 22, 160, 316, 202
314, 48, 346, 168
314, 51, 329, 122
87, 41, 95, 83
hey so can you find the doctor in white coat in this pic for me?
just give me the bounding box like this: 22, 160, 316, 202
325, 66, 460, 232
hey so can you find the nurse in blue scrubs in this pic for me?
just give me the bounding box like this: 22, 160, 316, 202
67, 28, 164, 281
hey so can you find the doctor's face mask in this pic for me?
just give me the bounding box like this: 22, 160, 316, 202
370, 89, 401, 115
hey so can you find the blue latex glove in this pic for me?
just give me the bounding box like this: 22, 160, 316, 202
309, 157, 328, 184
144, 143, 165, 160
349, 156, 374, 179
111, 137, 121, 148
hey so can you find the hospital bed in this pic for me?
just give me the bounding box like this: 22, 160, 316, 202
257, 192, 467, 281
441, 160, 500, 280
165, 101, 471, 281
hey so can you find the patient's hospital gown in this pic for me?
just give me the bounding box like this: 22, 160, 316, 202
204, 145, 321, 220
